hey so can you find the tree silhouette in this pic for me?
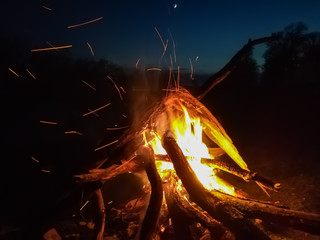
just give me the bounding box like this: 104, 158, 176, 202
300, 32, 320, 84
262, 22, 320, 87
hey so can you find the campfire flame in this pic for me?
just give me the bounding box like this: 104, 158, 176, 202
143, 93, 239, 196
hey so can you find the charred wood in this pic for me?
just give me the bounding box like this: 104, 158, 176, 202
93, 189, 106, 240
138, 146, 163, 240
163, 177, 194, 240
74, 156, 144, 183
163, 175, 234, 240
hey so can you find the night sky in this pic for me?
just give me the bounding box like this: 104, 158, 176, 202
2, 0, 320, 74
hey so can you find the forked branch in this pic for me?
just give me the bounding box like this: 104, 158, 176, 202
198, 35, 280, 100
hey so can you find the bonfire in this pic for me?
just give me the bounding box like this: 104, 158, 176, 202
73, 36, 320, 240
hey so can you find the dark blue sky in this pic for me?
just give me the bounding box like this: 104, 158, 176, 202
2, 0, 320, 74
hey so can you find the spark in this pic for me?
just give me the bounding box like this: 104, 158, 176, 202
107, 75, 123, 101
177, 66, 180, 89
41, 169, 51, 173
154, 27, 167, 57
8, 68, 19, 77
168, 30, 176, 62
67, 17, 103, 29
86, 42, 95, 56
40, 120, 58, 125
163, 39, 169, 57
81, 80, 96, 91
79, 201, 89, 211
122, 114, 127, 118
46, 41, 56, 48
88, 108, 99, 117
135, 58, 141, 69
94, 139, 118, 151
107, 201, 113, 204
166, 68, 172, 96
31, 45, 72, 52
64, 131, 83, 135
195, 56, 199, 61
173, 3, 178, 8
31, 156, 40, 163
146, 68, 162, 71
83, 103, 111, 117
189, 58, 194, 80
26, 69, 36, 79
119, 86, 126, 94
42, 5, 52, 11
106, 126, 128, 131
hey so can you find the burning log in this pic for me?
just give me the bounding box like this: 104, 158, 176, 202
156, 154, 280, 192
201, 157, 280, 191
137, 146, 163, 240
162, 130, 270, 240
163, 174, 234, 240
162, 131, 320, 237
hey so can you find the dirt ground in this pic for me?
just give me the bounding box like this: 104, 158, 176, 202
203, 84, 320, 239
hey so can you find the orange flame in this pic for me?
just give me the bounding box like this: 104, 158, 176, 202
144, 101, 236, 196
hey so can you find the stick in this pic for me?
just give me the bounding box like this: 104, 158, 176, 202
93, 189, 106, 240
138, 146, 163, 240
197, 35, 280, 100
74, 156, 144, 183
201, 157, 280, 191
155, 154, 279, 192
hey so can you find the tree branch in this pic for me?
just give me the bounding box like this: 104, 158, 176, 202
197, 35, 280, 100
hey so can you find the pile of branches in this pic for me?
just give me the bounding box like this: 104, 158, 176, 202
75, 87, 320, 239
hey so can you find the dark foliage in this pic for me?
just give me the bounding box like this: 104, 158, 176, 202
262, 22, 320, 87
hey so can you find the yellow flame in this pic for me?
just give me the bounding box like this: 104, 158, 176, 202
145, 104, 236, 196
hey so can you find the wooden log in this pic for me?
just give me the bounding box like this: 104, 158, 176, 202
74, 156, 144, 183
164, 180, 193, 240
162, 131, 320, 236
211, 190, 320, 235
201, 157, 280, 191
155, 154, 279, 192
93, 189, 106, 240
163, 174, 234, 240
162, 131, 270, 240
138, 146, 163, 240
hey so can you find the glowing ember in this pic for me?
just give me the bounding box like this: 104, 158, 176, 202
30, 45, 72, 52
143, 97, 237, 196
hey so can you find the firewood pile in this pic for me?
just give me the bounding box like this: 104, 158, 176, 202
73, 35, 320, 240
4, 35, 319, 240
75, 87, 320, 240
